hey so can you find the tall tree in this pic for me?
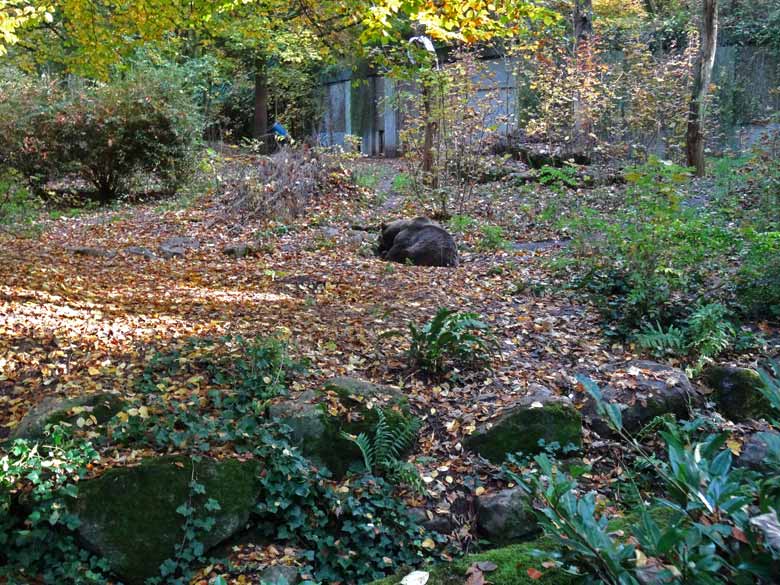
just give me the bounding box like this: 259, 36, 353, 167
686, 0, 718, 176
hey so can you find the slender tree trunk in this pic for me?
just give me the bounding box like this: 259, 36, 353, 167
573, 0, 593, 43
421, 81, 438, 189
572, 0, 593, 152
253, 62, 269, 153
686, 0, 718, 177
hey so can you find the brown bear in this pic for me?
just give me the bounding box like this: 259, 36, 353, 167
377, 217, 459, 267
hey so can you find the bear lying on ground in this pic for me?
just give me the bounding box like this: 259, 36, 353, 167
377, 217, 459, 267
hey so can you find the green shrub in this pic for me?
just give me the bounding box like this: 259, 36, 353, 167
407, 308, 499, 375
449, 214, 476, 233
478, 223, 509, 251
563, 158, 735, 335
636, 302, 738, 372
737, 230, 780, 318
0, 68, 202, 202
0, 171, 42, 233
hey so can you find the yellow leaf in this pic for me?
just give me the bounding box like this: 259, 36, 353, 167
727, 438, 742, 456
88, 367, 100, 376
422, 538, 436, 550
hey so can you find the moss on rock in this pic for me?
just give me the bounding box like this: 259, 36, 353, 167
464, 389, 581, 464
704, 366, 773, 421
10, 392, 125, 440
368, 541, 577, 585
270, 377, 410, 478
74, 456, 260, 585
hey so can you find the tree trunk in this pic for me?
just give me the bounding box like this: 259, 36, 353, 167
253, 64, 269, 153
421, 82, 438, 189
572, 0, 593, 152
573, 0, 593, 44
686, 0, 718, 177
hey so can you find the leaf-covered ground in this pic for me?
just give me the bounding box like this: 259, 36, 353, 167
1, 156, 770, 581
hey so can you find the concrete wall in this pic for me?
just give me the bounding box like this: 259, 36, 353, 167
319, 48, 780, 157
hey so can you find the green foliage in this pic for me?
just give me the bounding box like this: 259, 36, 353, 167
353, 168, 381, 190
341, 409, 424, 492
0, 67, 202, 202
737, 230, 780, 318
0, 426, 111, 584
477, 224, 509, 251
560, 155, 780, 365
114, 335, 297, 451
508, 376, 780, 585
448, 214, 476, 233
0, 170, 42, 235
636, 303, 738, 372
407, 308, 499, 375
538, 164, 578, 191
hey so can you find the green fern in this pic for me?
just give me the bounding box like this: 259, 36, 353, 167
408, 307, 499, 374
635, 322, 686, 355
341, 409, 425, 493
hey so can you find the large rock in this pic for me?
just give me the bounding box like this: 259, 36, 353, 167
475, 488, 538, 545
159, 236, 200, 259
703, 366, 773, 422
10, 392, 124, 440
464, 386, 582, 463
74, 456, 260, 585
736, 431, 780, 471
269, 377, 410, 478
582, 361, 698, 435
377, 217, 458, 267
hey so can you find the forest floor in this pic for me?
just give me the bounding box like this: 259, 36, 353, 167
0, 153, 771, 579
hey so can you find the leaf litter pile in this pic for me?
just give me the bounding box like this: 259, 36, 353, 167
0, 156, 766, 582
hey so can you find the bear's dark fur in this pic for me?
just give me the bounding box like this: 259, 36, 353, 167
377, 217, 459, 267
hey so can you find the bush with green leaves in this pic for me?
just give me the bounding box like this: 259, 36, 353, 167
737, 230, 780, 318
0, 427, 112, 584
505, 374, 780, 585
0, 67, 202, 202
562, 158, 736, 335
341, 409, 424, 493
407, 308, 499, 375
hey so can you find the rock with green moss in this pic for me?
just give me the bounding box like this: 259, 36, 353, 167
367, 540, 577, 585
74, 456, 261, 585
269, 377, 410, 478
703, 366, 773, 422
476, 488, 538, 545
464, 386, 581, 463
10, 392, 125, 440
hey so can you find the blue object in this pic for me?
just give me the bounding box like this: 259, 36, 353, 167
271, 122, 289, 139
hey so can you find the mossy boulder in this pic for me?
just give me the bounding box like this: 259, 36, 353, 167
269, 377, 410, 478
582, 361, 698, 435
475, 488, 539, 545
367, 540, 577, 585
703, 366, 773, 422
464, 386, 582, 463
10, 392, 125, 440
74, 456, 261, 585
